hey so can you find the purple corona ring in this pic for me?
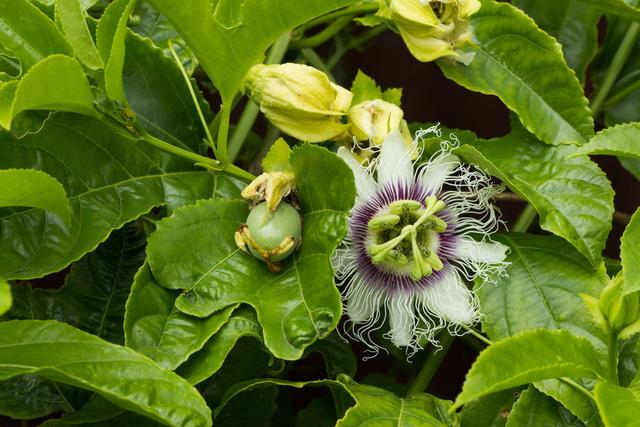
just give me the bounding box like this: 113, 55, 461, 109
334, 127, 509, 356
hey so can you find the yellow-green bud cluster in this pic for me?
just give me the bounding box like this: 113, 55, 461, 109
367, 197, 447, 280
582, 274, 640, 340
377, 0, 480, 63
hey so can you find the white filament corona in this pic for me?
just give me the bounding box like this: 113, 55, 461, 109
334, 126, 509, 358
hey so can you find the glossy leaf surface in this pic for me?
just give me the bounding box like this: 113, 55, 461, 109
0, 320, 212, 426
457, 127, 614, 267
0, 114, 214, 280
0, 0, 71, 70
506, 386, 584, 427
146, 0, 357, 101
55, 0, 103, 69
622, 208, 640, 294
454, 330, 608, 408
439, 0, 594, 146
577, 123, 640, 161
0, 55, 95, 130
124, 263, 236, 369
0, 168, 71, 224
147, 144, 355, 360
594, 381, 640, 427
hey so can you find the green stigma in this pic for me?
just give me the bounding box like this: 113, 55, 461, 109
367, 196, 448, 280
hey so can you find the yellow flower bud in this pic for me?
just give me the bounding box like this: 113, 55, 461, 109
245, 63, 353, 142
348, 99, 405, 146
378, 0, 480, 63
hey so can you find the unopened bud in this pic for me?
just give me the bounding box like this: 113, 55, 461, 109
349, 99, 405, 146
245, 63, 353, 142
241, 171, 296, 211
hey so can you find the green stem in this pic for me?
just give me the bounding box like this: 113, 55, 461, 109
326, 26, 386, 69
217, 103, 231, 164
168, 41, 218, 156
301, 48, 335, 81
609, 334, 619, 384
512, 204, 537, 233
141, 131, 220, 168
227, 33, 291, 163
591, 22, 640, 118
407, 333, 455, 396
604, 76, 640, 109
462, 325, 493, 346
298, 2, 379, 31
291, 16, 353, 49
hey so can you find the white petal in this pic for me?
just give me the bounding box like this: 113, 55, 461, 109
419, 152, 459, 195
345, 278, 383, 323
421, 269, 477, 325
455, 238, 509, 264
377, 130, 414, 188
337, 147, 377, 201
388, 292, 415, 348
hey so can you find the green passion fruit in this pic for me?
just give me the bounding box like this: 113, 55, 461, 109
246, 201, 302, 262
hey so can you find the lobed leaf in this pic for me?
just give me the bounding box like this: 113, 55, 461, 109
0, 55, 96, 130
457, 126, 614, 267
439, 0, 593, 146
454, 329, 608, 408
0, 320, 212, 426
0, 168, 71, 225
146, 144, 355, 360
124, 263, 236, 370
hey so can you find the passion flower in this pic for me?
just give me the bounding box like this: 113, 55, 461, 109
334, 127, 508, 355
235, 202, 302, 271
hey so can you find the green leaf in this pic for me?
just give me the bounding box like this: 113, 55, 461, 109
9, 223, 146, 344
574, 0, 640, 20
477, 233, 608, 348
123, 31, 210, 163
506, 386, 584, 427
130, 1, 196, 72
0, 278, 10, 316
146, 144, 355, 360
146, 0, 357, 101
594, 381, 640, 427
34, 0, 99, 9
456, 126, 614, 267
336, 376, 456, 426
534, 378, 601, 426
177, 307, 263, 385
262, 138, 292, 172
0, 168, 71, 225
215, 376, 455, 427
0, 0, 71, 70
454, 329, 608, 408
0, 320, 211, 426
96, 0, 137, 102
460, 389, 517, 427
124, 263, 236, 369
350, 70, 402, 106
512, 0, 600, 82
55, 0, 103, 69
576, 122, 640, 161
0, 55, 96, 130
0, 114, 216, 280
622, 208, 640, 294
38, 395, 125, 426
0, 375, 79, 419
438, 0, 593, 146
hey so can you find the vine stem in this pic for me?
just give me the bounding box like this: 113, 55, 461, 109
297, 2, 379, 31
291, 16, 353, 49
227, 33, 291, 163
512, 204, 537, 233
326, 26, 386, 69
591, 21, 640, 118
407, 333, 455, 396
